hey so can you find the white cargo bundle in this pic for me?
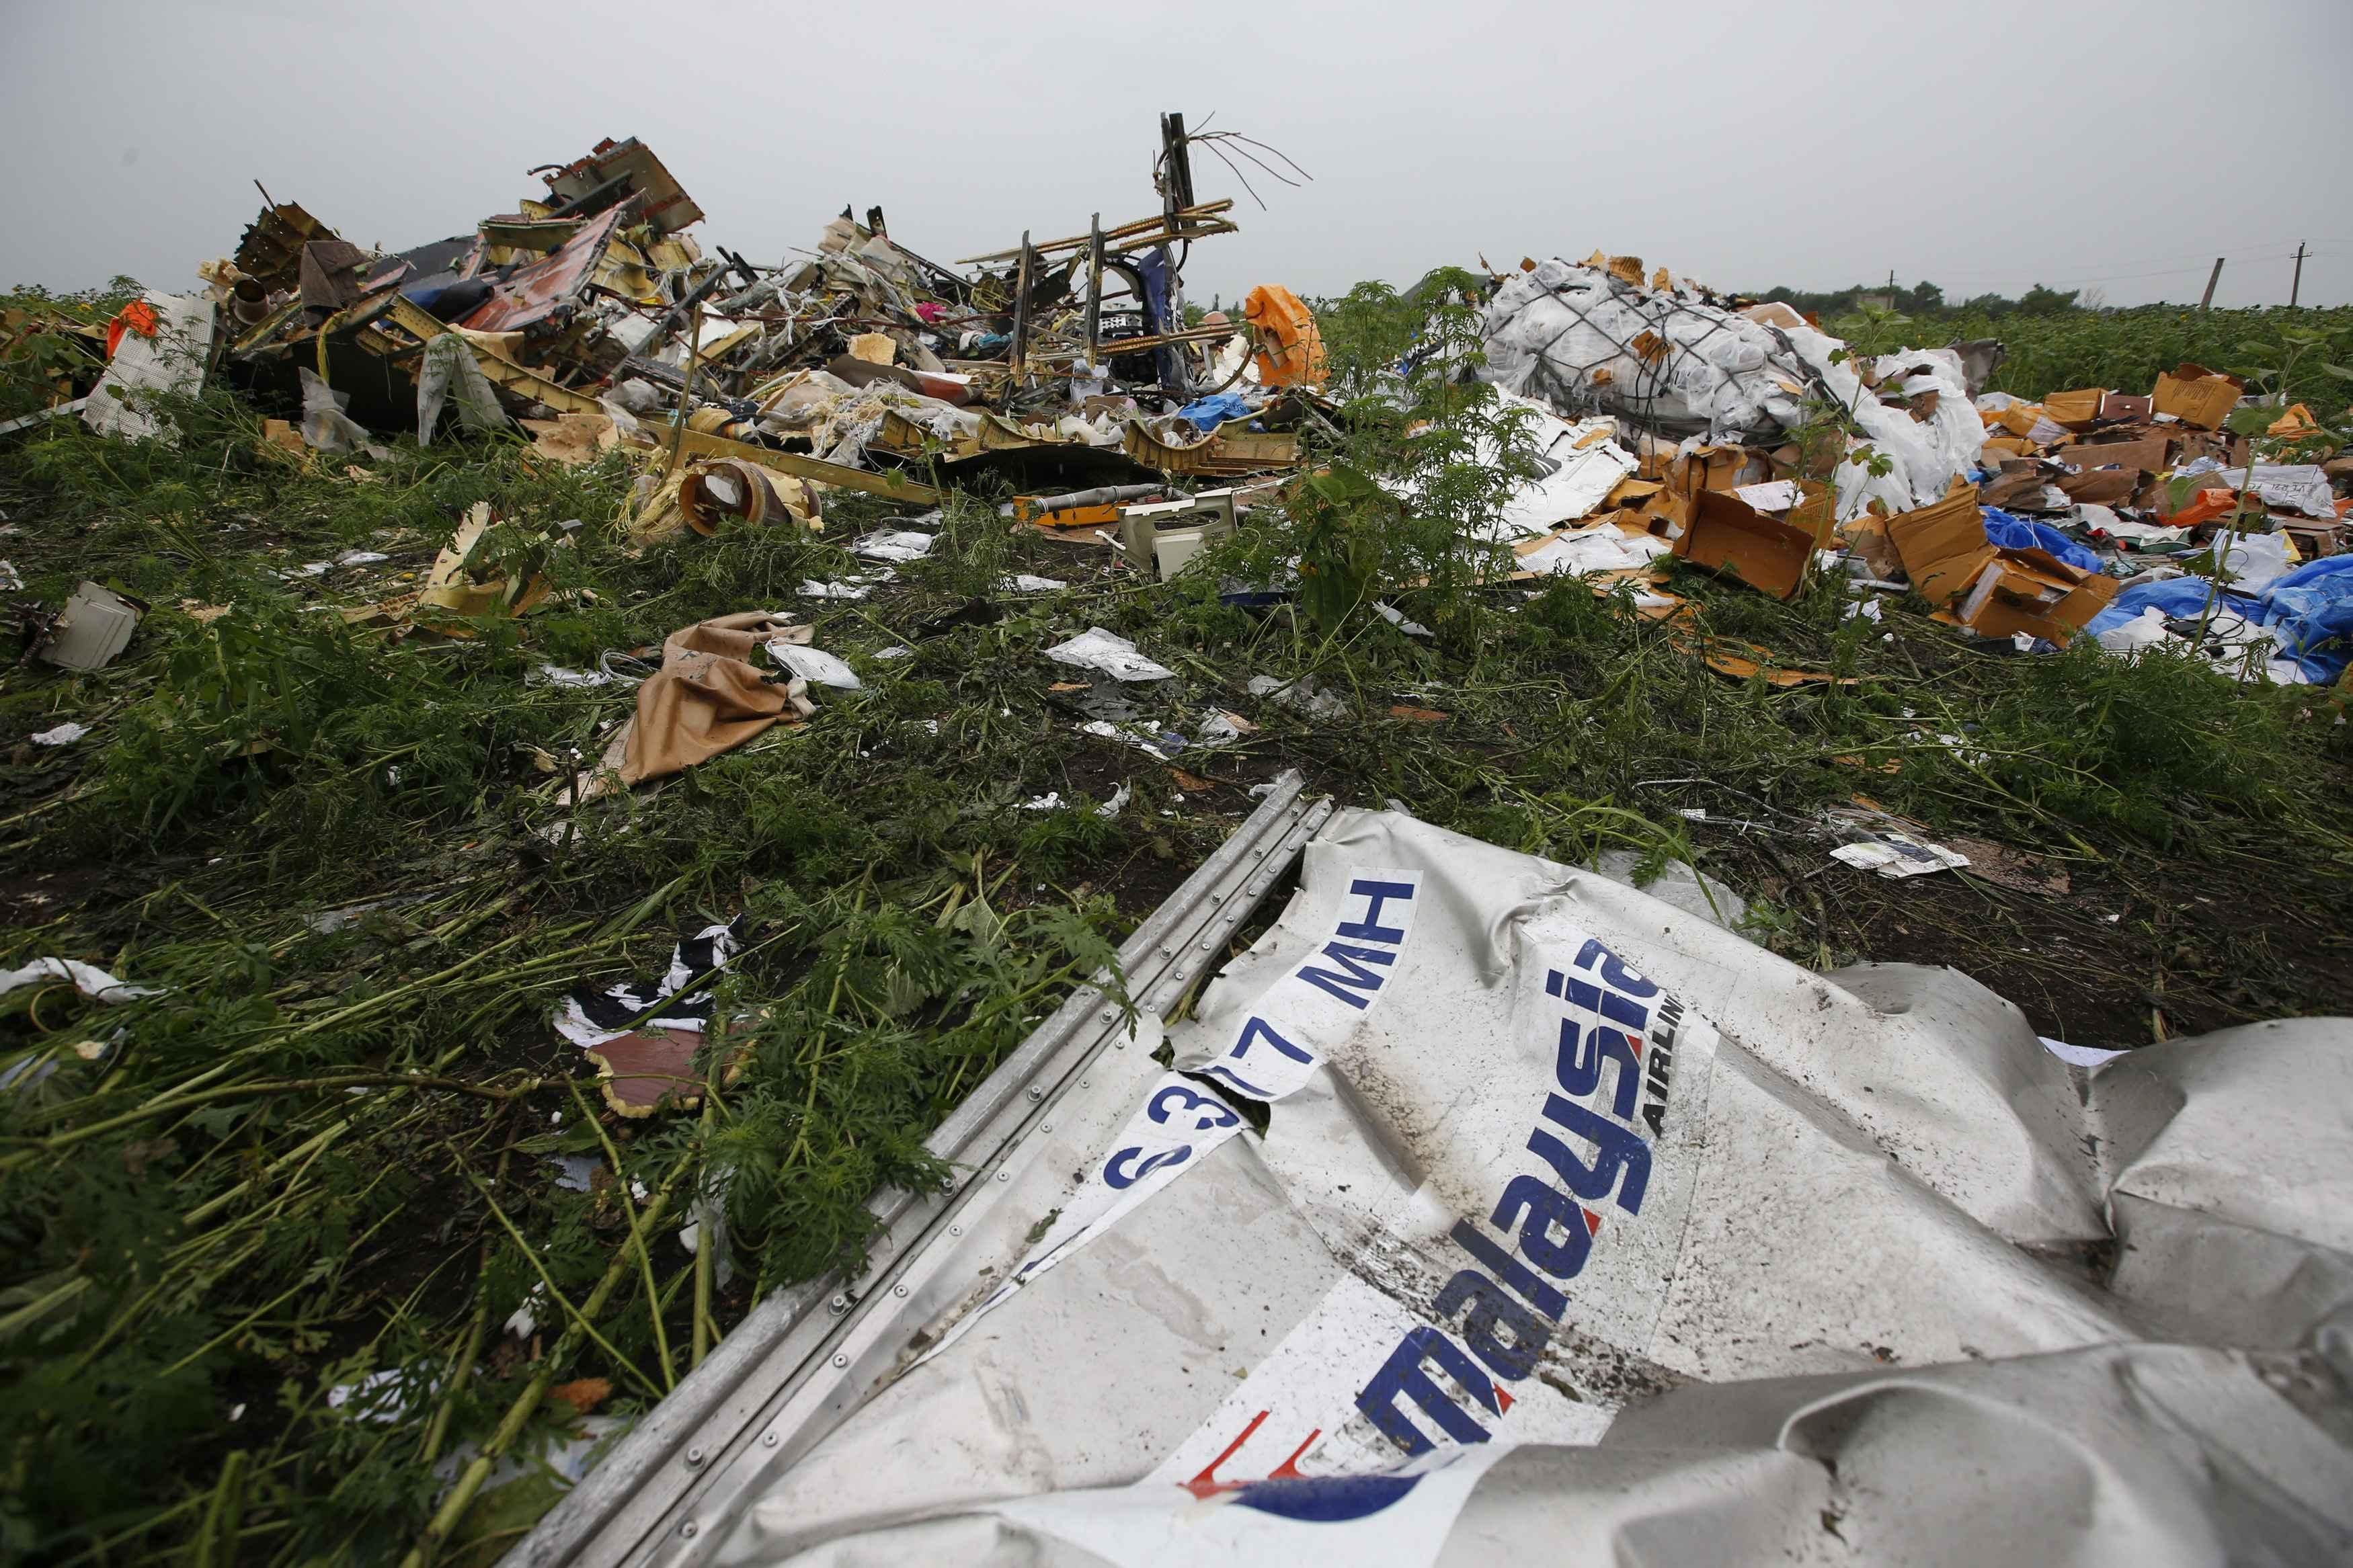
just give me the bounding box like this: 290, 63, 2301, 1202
1479, 259, 1985, 520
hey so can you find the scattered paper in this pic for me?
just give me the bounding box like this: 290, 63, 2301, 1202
1831, 831, 1970, 879
852, 530, 936, 563
1000, 574, 1068, 593
30, 722, 87, 746
1733, 480, 1802, 513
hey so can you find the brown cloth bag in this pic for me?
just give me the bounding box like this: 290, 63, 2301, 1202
600, 612, 814, 785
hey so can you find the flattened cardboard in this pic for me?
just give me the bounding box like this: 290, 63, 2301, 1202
2061, 433, 2167, 477
1981, 461, 2059, 511
1669, 487, 1816, 598
2040, 388, 2106, 430
2152, 363, 2244, 431
1884, 487, 1994, 605
2056, 466, 2142, 503
2101, 393, 2153, 423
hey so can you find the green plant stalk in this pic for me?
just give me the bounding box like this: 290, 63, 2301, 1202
566, 1078, 677, 1393
190, 1449, 250, 1568
399, 1167, 689, 1568
457, 1157, 662, 1401
2, 1074, 549, 1167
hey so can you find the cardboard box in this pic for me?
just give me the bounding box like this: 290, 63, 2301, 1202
1839, 513, 1905, 581
2171, 429, 2251, 468
1948, 550, 2118, 645
2061, 433, 2168, 477
1669, 486, 1823, 598
1884, 487, 1993, 604
2101, 393, 2153, 423
1666, 444, 1769, 497
1981, 434, 2039, 460
2056, 466, 2143, 504
2282, 521, 2341, 559
2040, 388, 2106, 431
1981, 461, 2061, 511
2151, 363, 2245, 430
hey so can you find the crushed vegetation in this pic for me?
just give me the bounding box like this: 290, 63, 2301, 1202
6, 263, 2353, 1567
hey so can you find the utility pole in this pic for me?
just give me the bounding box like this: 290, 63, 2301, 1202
2199, 256, 2224, 311
2291, 242, 2307, 308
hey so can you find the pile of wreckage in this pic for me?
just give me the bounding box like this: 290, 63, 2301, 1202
16, 149, 2353, 687
6, 117, 1330, 546
1475, 253, 2353, 685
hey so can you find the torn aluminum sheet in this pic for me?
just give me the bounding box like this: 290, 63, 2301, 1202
632, 805, 2353, 1568
83, 292, 214, 444
1047, 627, 1176, 682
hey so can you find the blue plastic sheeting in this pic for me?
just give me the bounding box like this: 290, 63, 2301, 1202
1175, 392, 1254, 433
2082, 556, 2353, 683
1981, 507, 2103, 573
2264, 558, 2353, 679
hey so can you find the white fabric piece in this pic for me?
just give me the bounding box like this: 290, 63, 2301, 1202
1377, 604, 1433, 637
2040, 1036, 2127, 1069
2208, 530, 2295, 592
2096, 607, 2178, 656
769, 644, 862, 690
298, 367, 389, 458
706, 809, 2353, 1567
1246, 674, 1347, 718
415, 334, 510, 444
0, 957, 158, 1003
1047, 628, 1176, 682
83, 293, 213, 444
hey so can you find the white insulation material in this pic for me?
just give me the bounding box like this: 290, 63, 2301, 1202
1480, 261, 1982, 520
696, 808, 2352, 1567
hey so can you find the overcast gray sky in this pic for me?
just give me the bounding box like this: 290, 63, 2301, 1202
6, 0, 2350, 313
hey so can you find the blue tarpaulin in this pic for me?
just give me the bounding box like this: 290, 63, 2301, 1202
2083, 556, 2353, 683
1982, 507, 2103, 573
1174, 392, 1253, 434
